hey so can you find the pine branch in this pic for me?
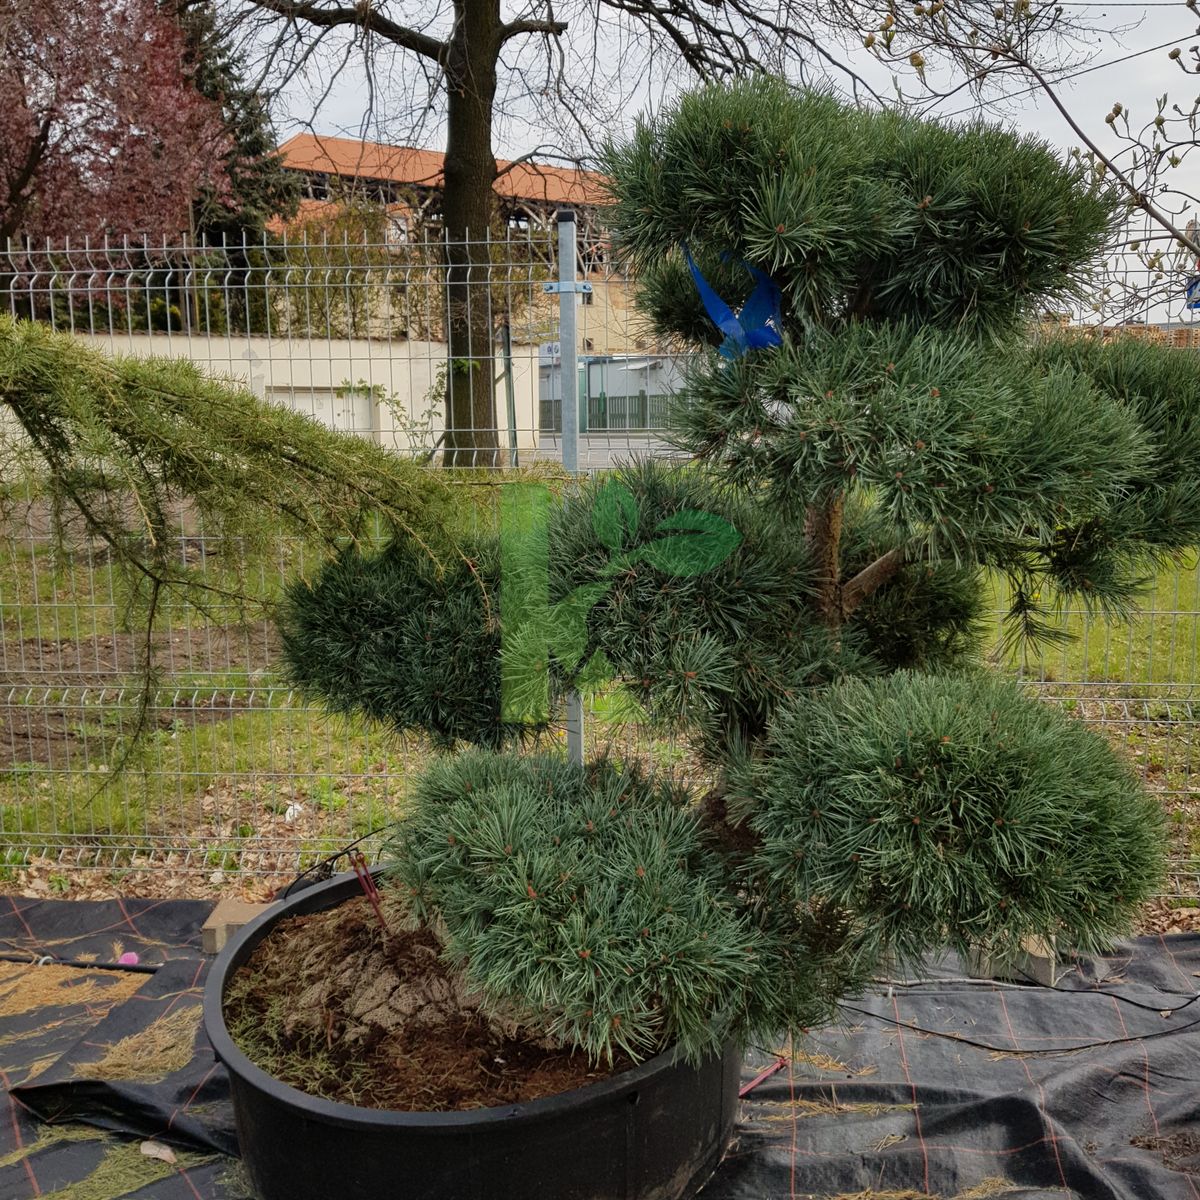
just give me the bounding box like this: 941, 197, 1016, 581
842, 547, 906, 617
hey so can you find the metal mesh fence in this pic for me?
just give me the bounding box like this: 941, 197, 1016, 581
2, 229, 1199, 898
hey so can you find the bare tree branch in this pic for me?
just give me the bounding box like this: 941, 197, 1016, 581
245, 0, 445, 61
500, 16, 568, 43
1003, 47, 1200, 261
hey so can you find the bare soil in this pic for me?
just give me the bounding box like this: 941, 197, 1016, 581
222, 894, 631, 1111
1131, 1130, 1200, 1172
0, 620, 277, 687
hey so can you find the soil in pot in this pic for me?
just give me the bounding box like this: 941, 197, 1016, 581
222, 894, 633, 1111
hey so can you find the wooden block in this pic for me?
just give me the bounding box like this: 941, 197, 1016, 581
966, 935, 1061, 988
202, 898, 269, 955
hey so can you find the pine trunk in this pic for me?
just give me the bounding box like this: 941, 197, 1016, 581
808, 496, 845, 630
440, 0, 500, 468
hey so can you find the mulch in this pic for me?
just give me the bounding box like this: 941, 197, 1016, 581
224, 897, 626, 1110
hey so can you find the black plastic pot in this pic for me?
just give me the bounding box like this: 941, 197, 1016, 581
203, 872, 742, 1200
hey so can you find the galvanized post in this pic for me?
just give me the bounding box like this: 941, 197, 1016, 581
500, 320, 518, 467
557, 210, 579, 474
557, 210, 584, 765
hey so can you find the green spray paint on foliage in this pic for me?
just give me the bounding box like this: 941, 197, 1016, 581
500, 479, 742, 723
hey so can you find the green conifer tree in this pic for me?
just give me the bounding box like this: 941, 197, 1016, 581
176, 1, 300, 244
278, 79, 1190, 1064
170, 1, 301, 335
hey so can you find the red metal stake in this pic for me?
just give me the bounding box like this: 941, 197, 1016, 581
349, 850, 391, 934
738, 1056, 788, 1099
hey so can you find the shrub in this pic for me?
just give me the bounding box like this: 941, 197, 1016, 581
277, 536, 543, 749
278, 78, 1179, 1069
748, 671, 1165, 963
386, 752, 761, 1062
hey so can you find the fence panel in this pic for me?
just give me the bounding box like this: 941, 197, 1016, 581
1, 232, 1199, 900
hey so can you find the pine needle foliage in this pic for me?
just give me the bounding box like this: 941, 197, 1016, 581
550, 463, 825, 752
602, 77, 1118, 342
0, 316, 453, 595
550, 462, 985, 758
838, 499, 986, 674
385, 752, 761, 1063
282, 462, 985, 759
750, 672, 1165, 962
277, 79, 1178, 1074
601, 78, 1200, 646
0, 315, 453, 755
1020, 333, 1200, 592
669, 322, 1147, 533
277, 537, 545, 749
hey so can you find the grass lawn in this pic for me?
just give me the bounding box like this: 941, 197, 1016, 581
988, 560, 1200, 693
0, 696, 430, 877
1, 510, 1199, 893
0, 537, 308, 647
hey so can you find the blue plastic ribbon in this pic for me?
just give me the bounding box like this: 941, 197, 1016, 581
682, 245, 783, 358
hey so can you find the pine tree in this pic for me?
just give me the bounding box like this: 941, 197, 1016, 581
176, 1, 300, 244
279, 79, 1187, 1064
603, 79, 1200, 642
165, 2, 300, 335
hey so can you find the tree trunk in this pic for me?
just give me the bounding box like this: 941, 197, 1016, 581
807, 496, 845, 629
0, 117, 51, 245
440, 0, 500, 468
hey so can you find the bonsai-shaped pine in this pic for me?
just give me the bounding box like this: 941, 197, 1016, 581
277, 78, 1194, 1068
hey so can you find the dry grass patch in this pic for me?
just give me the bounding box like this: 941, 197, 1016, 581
825, 1180, 1024, 1200
954, 1181, 1025, 1199
37, 1139, 214, 1200
0, 1122, 99, 1171
788, 1047, 879, 1076
80, 1005, 201, 1082
0, 1105, 214, 1198
0, 962, 143, 1019
760, 1095, 916, 1122
827, 1189, 933, 1199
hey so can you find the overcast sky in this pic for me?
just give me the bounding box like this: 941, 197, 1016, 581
275, 2, 1199, 318
916, 4, 1196, 217
276, 5, 1190, 159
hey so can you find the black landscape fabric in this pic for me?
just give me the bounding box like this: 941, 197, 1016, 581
1, 895, 1198, 1199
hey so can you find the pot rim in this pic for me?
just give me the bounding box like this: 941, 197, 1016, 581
202, 870, 691, 1132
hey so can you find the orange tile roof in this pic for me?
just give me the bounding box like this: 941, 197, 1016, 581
278, 133, 609, 207
287, 197, 355, 221
264, 196, 411, 235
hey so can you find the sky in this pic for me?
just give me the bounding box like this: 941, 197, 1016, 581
916, 5, 1197, 223
273, 4, 1191, 162
272, 1, 1200, 319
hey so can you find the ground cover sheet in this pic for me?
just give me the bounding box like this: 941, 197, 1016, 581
1, 894, 1198, 1199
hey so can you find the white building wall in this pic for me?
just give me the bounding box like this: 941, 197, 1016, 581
73, 332, 542, 456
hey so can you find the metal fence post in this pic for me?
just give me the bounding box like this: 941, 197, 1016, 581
557, 210, 579, 473
556, 210, 584, 765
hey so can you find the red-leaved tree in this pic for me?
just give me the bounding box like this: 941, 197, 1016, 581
0, 0, 230, 244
